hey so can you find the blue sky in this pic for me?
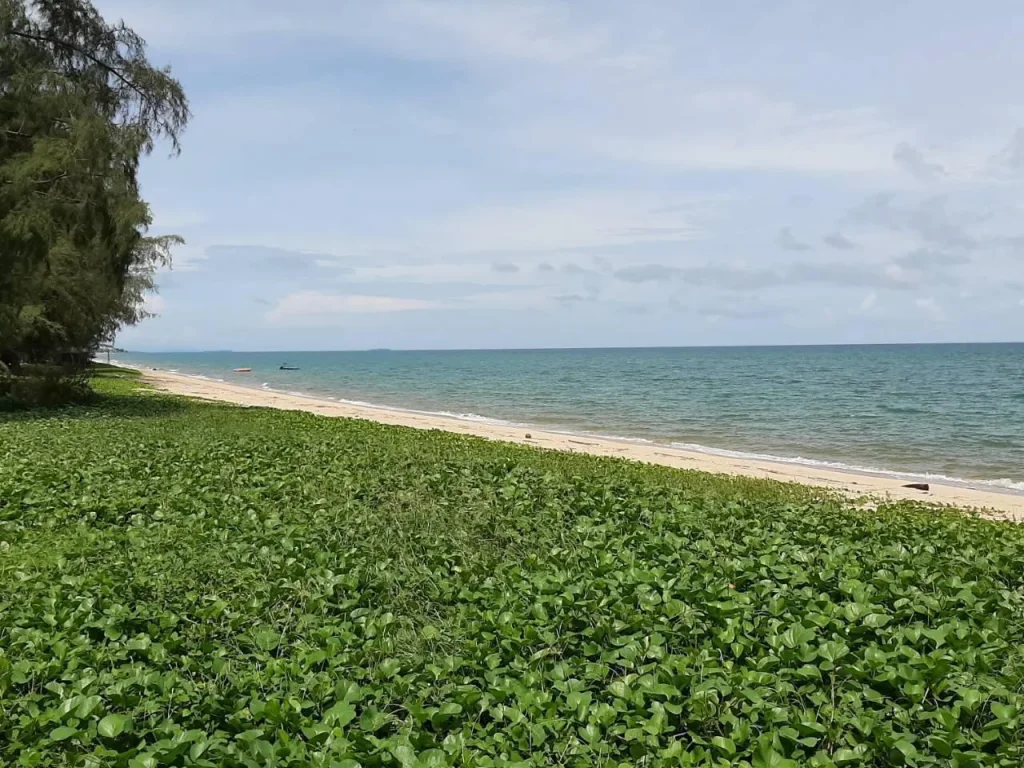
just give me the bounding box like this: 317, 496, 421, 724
97, 0, 1024, 350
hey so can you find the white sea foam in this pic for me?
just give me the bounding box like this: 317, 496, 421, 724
666, 442, 1024, 493
433, 410, 525, 426
107, 359, 142, 371
590, 433, 656, 446
328, 397, 525, 427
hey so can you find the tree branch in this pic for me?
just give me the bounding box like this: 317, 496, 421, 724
8, 29, 149, 103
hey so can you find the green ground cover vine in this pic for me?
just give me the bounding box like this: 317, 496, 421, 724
1, 377, 1022, 766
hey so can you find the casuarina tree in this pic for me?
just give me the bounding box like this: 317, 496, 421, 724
0, 0, 188, 371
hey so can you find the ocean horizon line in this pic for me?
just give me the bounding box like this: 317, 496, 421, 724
124, 339, 1024, 355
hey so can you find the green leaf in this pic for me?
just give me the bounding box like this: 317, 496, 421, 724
959, 688, 983, 709
660, 740, 683, 758
712, 736, 736, 755
49, 726, 77, 742
253, 629, 280, 651
817, 640, 849, 664
190, 741, 210, 760
418, 749, 448, 767
608, 679, 630, 699
753, 743, 797, 768
991, 702, 1017, 722
843, 602, 869, 621
98, 713, 129, 738
390, 744, 418, 768
74, 695, 101, 718
892, 738, 917, 764
324, 701, 357, 727
779, 623, 816, 648
862, 613, 892, 629
361, 706, 390, 732
337, 681, 362, 703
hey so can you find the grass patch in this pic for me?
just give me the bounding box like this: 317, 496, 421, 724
90, 361, 142, 379
1, 378, 1023, 766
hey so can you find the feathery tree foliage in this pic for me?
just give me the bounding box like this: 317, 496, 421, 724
0, 0, 187, 372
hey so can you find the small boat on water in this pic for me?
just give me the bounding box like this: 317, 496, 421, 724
279, 363, 300, 371
233, 367, 252, 372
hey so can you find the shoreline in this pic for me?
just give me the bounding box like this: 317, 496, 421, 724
134, 367, 1024, 520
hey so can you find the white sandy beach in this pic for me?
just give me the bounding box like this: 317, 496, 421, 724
137, 368, 1024, 520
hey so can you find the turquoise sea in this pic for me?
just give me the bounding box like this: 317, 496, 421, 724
115, 344, 1024, 492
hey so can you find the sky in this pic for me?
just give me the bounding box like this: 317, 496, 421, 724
95, 0, 1024, 350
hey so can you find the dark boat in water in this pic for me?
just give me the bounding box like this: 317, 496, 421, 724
279, 364, 300, 371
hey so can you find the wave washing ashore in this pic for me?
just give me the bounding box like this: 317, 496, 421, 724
118, 348, 1024, 519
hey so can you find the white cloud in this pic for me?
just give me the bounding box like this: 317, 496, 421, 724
914, 296, 944, 319
251, 191, 717, 264
892, 142, 945, 182
426, 192, 709, 253
264, 284, 567, 327
344, 262, 533, 284
459, 287, 557, 309
578, 101, 899, 174
143, 293, 167, 314
777, 227, 810, 251
988, 129, 1024, 179
856, 291, 877, 314
266, 292, 443, 324
107, 1, 908, 177
883, 264, 906, 282
104, 0, 604, 66
383, 0, 604, 65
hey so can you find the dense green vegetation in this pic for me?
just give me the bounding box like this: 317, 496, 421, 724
2, 379, 1023, 767
1, 0, 187, 372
